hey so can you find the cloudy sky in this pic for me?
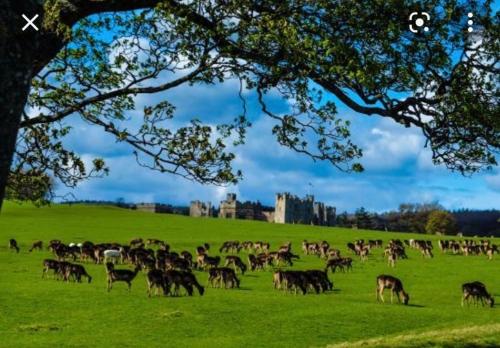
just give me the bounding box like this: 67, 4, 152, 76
54, 69, 500, 214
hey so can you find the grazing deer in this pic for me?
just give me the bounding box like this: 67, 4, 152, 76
146, 269, 169, 297
66, 264, 92, 283
305, 270, 333, 293
376, 275, 409, 305
179, 250, 194, 268
325, 258, 343, 273
486, 245, 498, 260
224, 255, 247, 274
359, 246, 370, 262
165, 270, 204, 296
241, 241, 254, 251
29, 240, 43, 252
146, 239, 164, 246
9, 239, 20, 253
280, 271, 307, 295
196, 245, 208, 256
42, 259, 61, 279
387, 252, 396, 268
273, 270, 284, 289
462, 282, 495, 307
55, 261, 72, 281
275, 251, 299, 266
105, 262, 141, 292
278, 242, 292, 253
419, 245, 433, 258
247, 254, 264, 271
208, 267, 240, 289
197, 254, 220, 270
346, 242, 357, 255
129, 238, 144, 247
219, 241, 241, 253
327, 248, 341, 259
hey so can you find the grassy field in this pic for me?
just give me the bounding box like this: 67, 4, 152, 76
0, 202, 498, 348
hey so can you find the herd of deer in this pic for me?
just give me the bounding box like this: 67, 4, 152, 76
6, 236, 497, 307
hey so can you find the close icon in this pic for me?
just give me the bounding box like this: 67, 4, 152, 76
22, 14, 39, 31
409, 12, 430, 33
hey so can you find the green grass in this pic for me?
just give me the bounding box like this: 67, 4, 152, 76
0, 202, 498, 348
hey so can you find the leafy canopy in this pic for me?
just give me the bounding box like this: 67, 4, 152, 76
14, 0, 499, 201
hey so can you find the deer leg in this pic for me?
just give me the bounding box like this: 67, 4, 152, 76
379, 289, 385, 303
390, 290, 394, 304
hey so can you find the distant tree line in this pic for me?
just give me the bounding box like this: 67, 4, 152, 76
336, 203, 500, 237
61, 199, 190, 216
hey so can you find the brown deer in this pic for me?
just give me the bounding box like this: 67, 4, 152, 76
387, 252, 396, 268
29, 240, 43, 252
224, 255, 247, 274
376, 275, 409, 305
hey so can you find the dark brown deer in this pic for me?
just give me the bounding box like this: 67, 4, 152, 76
146, 269, 169, 297
376, 275, 409, 305
164, 270, 204, 296
42, 259, 61, 279
462, 282, 495, 307
208, 267, 240, 288
247, 254, 264, 271
65, 264, 92, 283
129, 238, 143, 247
305, 270, 333, 293
105, 262, 141, 292
9, 239, 19, 253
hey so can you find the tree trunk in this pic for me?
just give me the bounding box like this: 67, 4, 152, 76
0, 67, 32, 212
0, 1, 41, 212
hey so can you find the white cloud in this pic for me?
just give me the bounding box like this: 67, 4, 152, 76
360, 119, 423, 170
485, 173, 500, 192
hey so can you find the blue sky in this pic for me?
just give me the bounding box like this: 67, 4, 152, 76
56, 73, 500, 213
54, 4, 500, 213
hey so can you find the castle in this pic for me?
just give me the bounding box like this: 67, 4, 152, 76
274, 193, 336, 226
189, 192, 335, 226
189, 200, 213, 217
218, 193, 274, 222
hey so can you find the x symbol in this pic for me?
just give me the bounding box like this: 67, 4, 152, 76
22, 14, 39, 31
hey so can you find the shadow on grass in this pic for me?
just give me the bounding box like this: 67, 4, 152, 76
407, 303, 425, 308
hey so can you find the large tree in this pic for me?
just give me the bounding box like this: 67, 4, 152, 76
1, 0, 498, 210
426, 209, 458, 234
